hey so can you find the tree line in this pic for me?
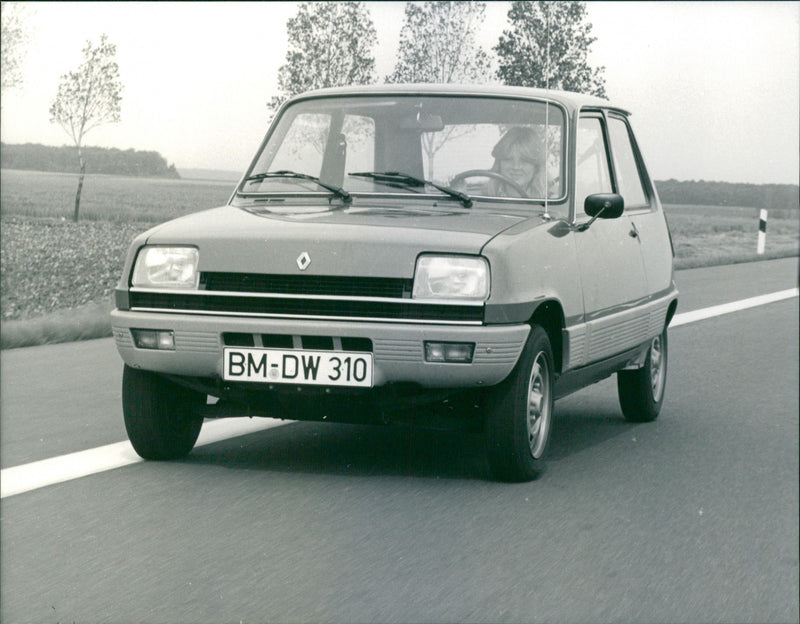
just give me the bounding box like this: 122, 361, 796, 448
655, 179, 798, 211
1, 143, 180, 179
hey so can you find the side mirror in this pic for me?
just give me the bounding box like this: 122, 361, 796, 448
584, 193, 624, 219
577, 193, 624, 232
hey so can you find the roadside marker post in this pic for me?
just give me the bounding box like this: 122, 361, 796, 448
757, 209, 768, 254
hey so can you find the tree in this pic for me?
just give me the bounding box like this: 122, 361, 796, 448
1, 1, 31, 92
49, 34, 122, 221
495, 1, 606, 98
386, 1, 493, 179
268, 2, 377, 113
386, 1, 492, 84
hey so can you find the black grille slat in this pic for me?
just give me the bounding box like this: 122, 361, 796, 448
202, 272, 411, 299
341, 337, 373, 352
129, 291, 483, 322
222, 332, 255, 347
302, 336, 334, 350
261, 334, 294, 349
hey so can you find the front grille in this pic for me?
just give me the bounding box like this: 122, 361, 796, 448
222, 333, 373, 352
202, 272, 412, 299
129, 291, 483, 323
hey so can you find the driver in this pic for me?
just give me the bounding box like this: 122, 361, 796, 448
489, 126, 545, 198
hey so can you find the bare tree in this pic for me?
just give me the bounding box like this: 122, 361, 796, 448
386, 1, 492, 85
495, 1, 606, 97
50, 34, 122, 221
1, 1, 31, 92
386, 1, 493, 179
268, 2, 377, 113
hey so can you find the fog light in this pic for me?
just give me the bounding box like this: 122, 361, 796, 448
424, 342, 474, 363
132, 329, 175, 350
425, 343, 446, 362
157, 331, 175, 350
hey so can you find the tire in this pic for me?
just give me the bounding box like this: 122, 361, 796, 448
486, 325, 555, 482
122, 365, 204, 460
617, 328, 668, 423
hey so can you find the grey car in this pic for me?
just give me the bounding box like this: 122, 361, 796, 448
112, 84, 678, 482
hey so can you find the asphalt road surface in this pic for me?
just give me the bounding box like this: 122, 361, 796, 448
1, 258, 798, 623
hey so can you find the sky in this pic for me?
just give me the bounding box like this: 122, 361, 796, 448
1, 1, 798, 185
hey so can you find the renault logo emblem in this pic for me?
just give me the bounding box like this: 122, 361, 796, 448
296, 251, 311, 270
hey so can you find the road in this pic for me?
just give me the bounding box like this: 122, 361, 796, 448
1, 258, 798, 623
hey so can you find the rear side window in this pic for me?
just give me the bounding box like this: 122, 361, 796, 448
608, 116, 648, 209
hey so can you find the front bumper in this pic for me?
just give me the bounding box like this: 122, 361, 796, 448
111, 309, 529, 389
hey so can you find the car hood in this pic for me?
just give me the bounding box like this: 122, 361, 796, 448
144, 203, 529, 278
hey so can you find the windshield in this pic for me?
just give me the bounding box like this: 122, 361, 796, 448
239, 95, 566, 205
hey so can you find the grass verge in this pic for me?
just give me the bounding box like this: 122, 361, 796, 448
0, 300, 115, 350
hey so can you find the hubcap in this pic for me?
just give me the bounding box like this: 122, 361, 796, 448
649, 335, 666, 401
527, 352, 551, 459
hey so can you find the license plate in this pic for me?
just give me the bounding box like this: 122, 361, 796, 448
223, 347, 373, 388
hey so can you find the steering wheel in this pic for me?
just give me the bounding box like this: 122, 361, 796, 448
450, 169, 529, 198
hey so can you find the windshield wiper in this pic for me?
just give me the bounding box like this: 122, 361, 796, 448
349, 171, 473, 208
243, 170, 351, 203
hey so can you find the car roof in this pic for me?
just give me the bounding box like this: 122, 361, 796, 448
287, 83, 630, 116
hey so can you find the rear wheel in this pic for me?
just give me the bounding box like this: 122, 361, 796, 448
122, 365, 204, 460
617, 328, 668, 422
485, 325, 555, 482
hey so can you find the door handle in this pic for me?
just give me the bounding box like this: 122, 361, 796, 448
629, 222, 640, 239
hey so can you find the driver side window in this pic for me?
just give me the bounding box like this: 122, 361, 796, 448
575, 116, 612, 217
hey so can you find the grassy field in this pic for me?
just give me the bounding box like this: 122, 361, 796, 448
1, 169, 798, 348
0, 168, 235, 222
664, 203, 799, 269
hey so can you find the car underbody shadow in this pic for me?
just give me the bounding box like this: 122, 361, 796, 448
548, 380, 647, 461
547, 410, 635, 461
179, 382, 644, 481
182, 419, 492, 481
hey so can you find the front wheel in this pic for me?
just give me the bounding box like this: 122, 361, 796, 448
617, 328, 668, 422
122, 365, 204, 460
485, 325, 555, 482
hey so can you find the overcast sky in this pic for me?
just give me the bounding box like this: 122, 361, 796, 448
1, 1, 798, 184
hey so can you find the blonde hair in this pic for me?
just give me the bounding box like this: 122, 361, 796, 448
492, 126, 541, 163
489, 126, 545, 197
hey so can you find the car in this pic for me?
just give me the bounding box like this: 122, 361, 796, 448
111, 84, 678, 482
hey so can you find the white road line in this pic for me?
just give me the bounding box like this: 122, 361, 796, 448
671, 288, 798, 327
2, 287, 798, 499
0, 418, 287, 499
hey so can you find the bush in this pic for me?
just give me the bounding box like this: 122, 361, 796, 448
0, 142, 180, 178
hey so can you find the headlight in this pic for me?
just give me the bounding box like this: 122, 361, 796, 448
412, 255, 490, 300
131, 246, 199, 289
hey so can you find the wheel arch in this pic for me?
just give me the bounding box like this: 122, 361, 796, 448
665, 298, 678, 328
528, 300, 565, 374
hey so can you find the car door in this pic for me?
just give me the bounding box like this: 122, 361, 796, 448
572, 113, 650, 364
606, 113, 675, 295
